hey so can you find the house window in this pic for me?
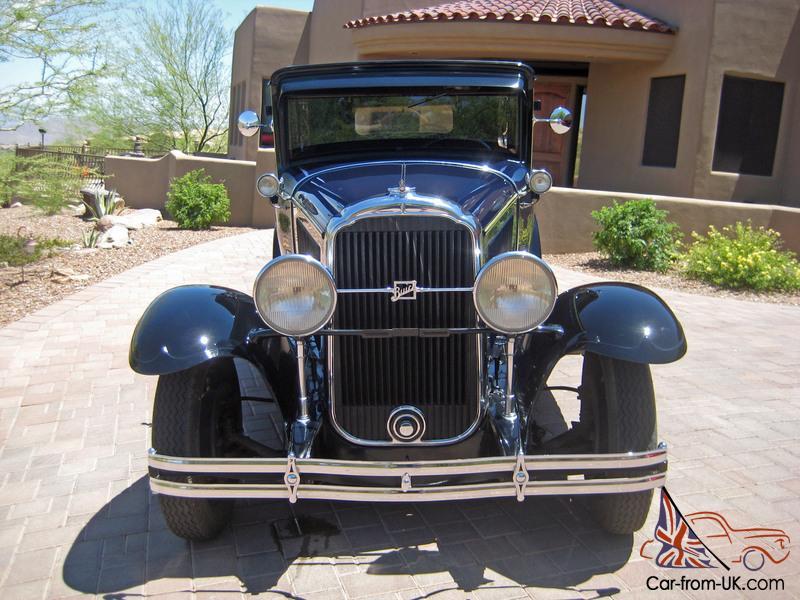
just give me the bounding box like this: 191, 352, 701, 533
642, 75, 685, 168
260, 79, 274, 148
713, 75, 784, 176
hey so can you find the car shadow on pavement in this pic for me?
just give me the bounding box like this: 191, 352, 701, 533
62, 476, 633, 597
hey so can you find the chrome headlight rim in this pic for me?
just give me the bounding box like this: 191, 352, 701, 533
252, 254, 337, 337
256, 173, 281, 198
473, 251, 558, 335
527, 169, 553, 194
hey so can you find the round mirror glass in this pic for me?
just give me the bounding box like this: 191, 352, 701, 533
237, 110, 261, 138
549, 106, 573, 135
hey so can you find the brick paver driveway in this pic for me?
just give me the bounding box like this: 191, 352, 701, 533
1, 230, 798, 599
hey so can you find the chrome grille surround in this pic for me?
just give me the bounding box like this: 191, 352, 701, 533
323, 193, 484, 446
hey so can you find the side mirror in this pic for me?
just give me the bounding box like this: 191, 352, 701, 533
237, 110, 261, 138
548, 106, 573, 135
533, 105, 573, 135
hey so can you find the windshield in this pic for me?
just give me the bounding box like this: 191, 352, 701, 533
285, 91, 520, 163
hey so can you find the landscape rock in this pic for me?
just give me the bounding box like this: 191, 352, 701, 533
98, 209, 163, 230
97, 216, 116, 231
97, 224, 130, 249
67, 203, 86, 217
51, 267, 91, 283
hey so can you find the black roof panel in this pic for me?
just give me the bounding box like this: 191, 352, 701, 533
271, 60, 534, 95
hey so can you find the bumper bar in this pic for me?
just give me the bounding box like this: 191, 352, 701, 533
148, 447, 667, 502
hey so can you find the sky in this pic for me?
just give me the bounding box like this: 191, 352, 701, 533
0, 0, 314, 88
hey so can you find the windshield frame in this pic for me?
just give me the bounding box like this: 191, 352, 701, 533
281, 87, 525, 167
270, 61, 535, 171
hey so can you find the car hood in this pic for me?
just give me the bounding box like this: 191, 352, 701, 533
284, 160, 528, 231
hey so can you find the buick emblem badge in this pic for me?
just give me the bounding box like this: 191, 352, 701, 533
390, 280, 417, 302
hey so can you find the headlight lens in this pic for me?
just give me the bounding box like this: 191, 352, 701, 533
257, 173, 280, 198
253, 255, 336, 336
473, 252, 557, 334
528, 169, 552, 194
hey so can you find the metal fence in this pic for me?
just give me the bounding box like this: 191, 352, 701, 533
14, 144, 167, 179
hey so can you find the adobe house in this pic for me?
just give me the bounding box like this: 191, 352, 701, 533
228, 0, 800, 208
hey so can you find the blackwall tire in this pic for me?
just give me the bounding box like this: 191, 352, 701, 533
582, 353, 657, 535
152, 361, 235, 541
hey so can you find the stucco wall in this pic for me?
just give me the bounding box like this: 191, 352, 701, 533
692, 0, 800, 207
537, 187, 800, 255
104, 150, 800, 252
580, 0, 799, 206
577, 2, 713, 198
228, 7, 310, 163
306, 0, 434, 63
105, 151, 272, 228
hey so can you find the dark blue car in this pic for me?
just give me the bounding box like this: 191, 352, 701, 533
130, 61, 686, 541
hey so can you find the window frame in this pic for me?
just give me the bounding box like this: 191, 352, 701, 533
260, 78, 274, 148
641, 74, 686, 168
712, 74, 785, 177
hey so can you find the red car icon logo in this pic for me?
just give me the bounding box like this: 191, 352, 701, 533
641, 510, 790, 571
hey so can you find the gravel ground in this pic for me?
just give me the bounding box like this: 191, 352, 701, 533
545, 251, 800, 306
0, 204, 256, 327
4, 203, 797, 327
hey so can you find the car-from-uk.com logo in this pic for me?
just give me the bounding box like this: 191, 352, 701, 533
640, 488, 789, 592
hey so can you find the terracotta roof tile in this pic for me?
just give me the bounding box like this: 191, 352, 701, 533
345, 0, 674, 33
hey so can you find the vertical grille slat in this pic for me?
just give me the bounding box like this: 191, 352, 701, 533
332, 216, 479, 442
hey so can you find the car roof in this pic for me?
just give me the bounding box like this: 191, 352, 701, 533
270, 60, 535, 95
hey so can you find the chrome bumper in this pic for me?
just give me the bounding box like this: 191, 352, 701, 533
148, 446, 667, 502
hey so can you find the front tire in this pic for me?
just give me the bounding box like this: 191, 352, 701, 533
581, 353, 657, 534
152, 360, 238, 540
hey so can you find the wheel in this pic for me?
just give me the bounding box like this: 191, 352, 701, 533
152, 360, 239, 540
742, 549, 766, 571
580, 353, 657, 534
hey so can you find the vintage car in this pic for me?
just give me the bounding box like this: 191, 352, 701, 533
130, 61, 686, 541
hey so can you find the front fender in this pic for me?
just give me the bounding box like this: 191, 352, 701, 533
129, 285, 265, 375
562, 282, 687, 364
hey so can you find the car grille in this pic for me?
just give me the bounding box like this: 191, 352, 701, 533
332, 216, 480, 443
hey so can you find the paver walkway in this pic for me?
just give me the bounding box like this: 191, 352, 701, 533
0, 229, 798, 599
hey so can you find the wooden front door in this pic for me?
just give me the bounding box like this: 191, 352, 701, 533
532, 82, 574, 186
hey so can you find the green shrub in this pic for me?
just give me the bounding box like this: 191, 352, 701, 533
10, 154, 84, 214
0, 151, 15, 207
166, 169, 230, 230
0, 234, 69, 266
591, 199, 682, 272
684, 221, 800, 291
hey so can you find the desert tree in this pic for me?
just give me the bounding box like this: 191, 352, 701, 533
89, 0, 230, 153
0, 0, 108, 129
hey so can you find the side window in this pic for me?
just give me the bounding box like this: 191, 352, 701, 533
642, 75, 685, 168
260, 79, 274, 148
713, 75, 784, 176
689, 515, 730, 541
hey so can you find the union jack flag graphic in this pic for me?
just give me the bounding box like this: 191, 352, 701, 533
654, 488, 715, 568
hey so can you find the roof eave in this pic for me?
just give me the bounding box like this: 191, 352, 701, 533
350, 20, 675, 62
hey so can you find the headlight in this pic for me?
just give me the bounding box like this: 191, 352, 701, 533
527, 169, 552, 194
253, 255, 337, 336
473, 252, 557, 334
257, 173, 280, 198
